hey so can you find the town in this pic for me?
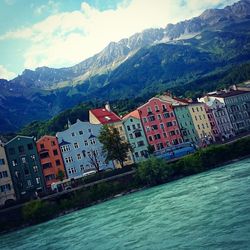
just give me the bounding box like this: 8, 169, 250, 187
0, 84, 250, 207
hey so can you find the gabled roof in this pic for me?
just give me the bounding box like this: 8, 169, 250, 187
207, 90, 250, 98
122, 110, 140, 120
88, 134, 96, 139
59, 139, 71, 146
90, 108, 121, 124
5, 135, 34, 145
36, 135, 56, 143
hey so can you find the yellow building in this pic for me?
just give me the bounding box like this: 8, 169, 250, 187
187, 103, 214, 146
0, 142, 16, 206
89, 104, 134, 168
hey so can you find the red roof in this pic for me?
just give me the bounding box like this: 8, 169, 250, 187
90, 108, 121, 124
123, 110, 140, 120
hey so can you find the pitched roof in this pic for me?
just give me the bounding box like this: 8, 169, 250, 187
90, 108, 121, 124
59, 139, 71, 146
122, 110, 140, 120
207, 90, 250, 98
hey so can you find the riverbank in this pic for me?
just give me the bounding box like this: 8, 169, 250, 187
1, 136, 250, 234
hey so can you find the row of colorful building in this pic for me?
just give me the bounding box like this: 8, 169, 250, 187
0, 85, 250, 206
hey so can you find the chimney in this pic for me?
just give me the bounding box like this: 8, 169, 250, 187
105, 102, 111, 112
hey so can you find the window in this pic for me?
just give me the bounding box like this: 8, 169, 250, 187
33, 166, 38, 173
68, 167, 77, 174
56, 160, 61, 166
147, 107, 152, 113
79, 130, 83, 135
61, 145, 70, 152
127, 125, 131, 131
30, 154, 36, 160
163, 132, 167, 138
65, 156, 73, 163
169, 130, 176, 136
148, 115, 155, 122
45, 175, 55, 181
21, 157, 26, 163
77, 153, 82, 160
53, 149, 58, 156
166, 122, 172, 127
160, 123, 164, 130
148, 136, 153, 142
146, 126, 150, 132
18, 146, 25, 154
40, 152, 49, 159
40, 144, 44, 149
42, 162, 52, 169
27, 180, 32, 187
157, 114, 162, 120
163, 113, 170, 119
0, 171, 8, 178
132, 124, 136, 130
51, 141, 56, 146
71, 132, 76, 137
155, 105, 159, 112
80, 165, 85, 172
84, 140, 88, 146
135, 131, 142, 138
90, 139, 96, 145
74, 142, 79, 149
88, 129, 92, 133
162, 105, 167, 111
12, 159, 17, 166
153, 134, 161, 140
152, 125, 158, 130
27, 143, 33, 150
36, 177, 41, 184
135, 152, 139, 158
137, 123, 141, 129
0, 158, 5, 165
0, 184, 11, 192
143, 117, 147, 123
137, 141, 145, 147
129, 134, 133, 139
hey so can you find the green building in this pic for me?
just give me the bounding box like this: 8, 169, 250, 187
122, 110, 149, 163
5, 136, 46, 200
173, 105, 199, 145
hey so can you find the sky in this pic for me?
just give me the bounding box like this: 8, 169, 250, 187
0, 0, 239, 80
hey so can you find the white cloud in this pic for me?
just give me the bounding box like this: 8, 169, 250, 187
0, 0, 239, 71
0, 65, 16, 80
34, 0, 59, 15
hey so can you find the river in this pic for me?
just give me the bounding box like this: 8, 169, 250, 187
1, 158, 250, 249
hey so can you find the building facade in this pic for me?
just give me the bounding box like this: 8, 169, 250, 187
89, 104, 134, 167
187, 103, 214, 146
36, 136, 67, 190
173, 105, 199, 144
56, 119, 114, 179
137, 97, 183, 151
200, 88, 250, 135
199, 98, 234, 140
0, 142, 16, 206
5, 136, 46, 200
122, 110, 149, 163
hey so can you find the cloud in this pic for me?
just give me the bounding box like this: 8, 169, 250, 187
0, 0, 239, 71
34, 0, 59, 15
0, 65, 16, 80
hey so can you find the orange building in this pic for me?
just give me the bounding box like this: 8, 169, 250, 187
36, 135, 67, 190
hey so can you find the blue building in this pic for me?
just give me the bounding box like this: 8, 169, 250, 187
56, 119, 114, 179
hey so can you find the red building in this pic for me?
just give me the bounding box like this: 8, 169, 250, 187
137, 97, 183, 151
36, 135, 67, 190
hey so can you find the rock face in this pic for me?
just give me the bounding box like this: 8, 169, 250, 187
1, 0, 250, 133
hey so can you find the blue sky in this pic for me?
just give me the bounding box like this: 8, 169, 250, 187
0, 0, 239, 80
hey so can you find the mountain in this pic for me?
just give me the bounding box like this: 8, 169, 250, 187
1, 0, 250, 133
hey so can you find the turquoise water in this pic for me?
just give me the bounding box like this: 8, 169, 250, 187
1, 158, 250, 250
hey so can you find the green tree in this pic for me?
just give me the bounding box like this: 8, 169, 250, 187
98, 125, 132, 168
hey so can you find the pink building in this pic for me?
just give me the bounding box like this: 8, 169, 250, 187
137, 97, 183, 151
